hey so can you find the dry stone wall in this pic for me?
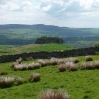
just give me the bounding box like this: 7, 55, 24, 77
0, 47, 99, 63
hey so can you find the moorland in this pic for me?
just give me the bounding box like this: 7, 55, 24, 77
0, 24, 99, 99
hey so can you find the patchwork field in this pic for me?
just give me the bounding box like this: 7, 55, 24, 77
0, 55, 99, 99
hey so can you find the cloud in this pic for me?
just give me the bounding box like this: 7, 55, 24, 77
92, 0, 99, 8
0, 2, 20, 11
39, 0, 99, 19
21, 1, 34, 11
0, 0, 99, 27
42, 5, 52, 11
0, 0, 18, 5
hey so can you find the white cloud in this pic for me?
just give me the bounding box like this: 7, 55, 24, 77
92, 0, 99, 8
0, 2, 20, 11
21, 1, 33, 11
0, 0, 99, 27
42, 5, 52, 11
79, 0, 94, 9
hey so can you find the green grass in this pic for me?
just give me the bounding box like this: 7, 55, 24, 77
0, 29, 40, 39
0, 44, 73, 55
0, 55, 99, 99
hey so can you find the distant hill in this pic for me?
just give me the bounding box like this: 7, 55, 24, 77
0, 24, 99, 47
0, 24, 93, 36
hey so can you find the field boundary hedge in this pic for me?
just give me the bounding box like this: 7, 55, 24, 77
0, 47, 99, 63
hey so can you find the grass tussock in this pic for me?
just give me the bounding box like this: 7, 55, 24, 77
14, 64, 28, 71
65, 62, 77, 71
65, 57, 79, 63
94, 60, 99, 69
58, 61, 78, 72
50, 57, 59, 65
16, 77, 24, 85
79, 62, 87, 70
58, 64, 67, 72
85, 55, 93, 61
72, 58, 79, 63
11, 62, 19, 68
85, 62, 94, 70
29, 73, 40, 82
80, 62, 94, 70
28, 63, 41, 70
69, 63, 78, 71
13, 62, 41, 71
38, 59, 50, 67
38, 89, 69, 99
16, 57, 23, 64
79, 61, 99, 70
0, 77, 15, 88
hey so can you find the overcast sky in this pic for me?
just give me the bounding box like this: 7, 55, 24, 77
0, 0, 99, 28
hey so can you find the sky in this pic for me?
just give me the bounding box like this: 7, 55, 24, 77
0, 0, 99, 28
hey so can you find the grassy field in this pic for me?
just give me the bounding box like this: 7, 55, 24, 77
0, 44, 72, 56
0, 29, 40, 39
0, 55, 99, 99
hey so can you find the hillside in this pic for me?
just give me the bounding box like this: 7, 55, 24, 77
0, 44, 72, 56
0, 24, 99, 47
0, 55, 99, 99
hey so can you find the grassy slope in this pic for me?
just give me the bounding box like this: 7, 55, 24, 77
1, 28, 99, 48
0, 29, 40, 39
0, 55, 99, 99
0, 44, 72, 55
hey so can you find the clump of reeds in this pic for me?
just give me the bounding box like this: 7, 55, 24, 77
79, 62, 87, 70
57, 59, 65, 65
85, 62, 94, 70
27, 63, 35, 70
50, 57, 59, 65
11, 57, 22, 68
13, 64, 28, 71
11, 62, 19, 68
64, 61, 77, 71
29, 73, 40, 82
58, 61, 77, 72
16, 77, 24, 85
73, 58, 79, 63
93, 60, 99, 69
58, 64, 67, 72
0, 77, 15, 88
38, 89, 69, 99
79, 62, 94, 70
65, 58, 74, 63
38, 59, 50, 67
65, 57, 79, 63
85, 55, 93, 61
69, 63, 78, 71
16, 57, 23, 64
13, 62, 41, 71
28, 63, 41, 70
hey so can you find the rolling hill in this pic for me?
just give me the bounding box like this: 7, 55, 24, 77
0, 24, 99, 47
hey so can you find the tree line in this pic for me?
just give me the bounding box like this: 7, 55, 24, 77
35, 36, 64, 44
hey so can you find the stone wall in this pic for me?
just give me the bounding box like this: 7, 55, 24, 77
0, 47, 99, 63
